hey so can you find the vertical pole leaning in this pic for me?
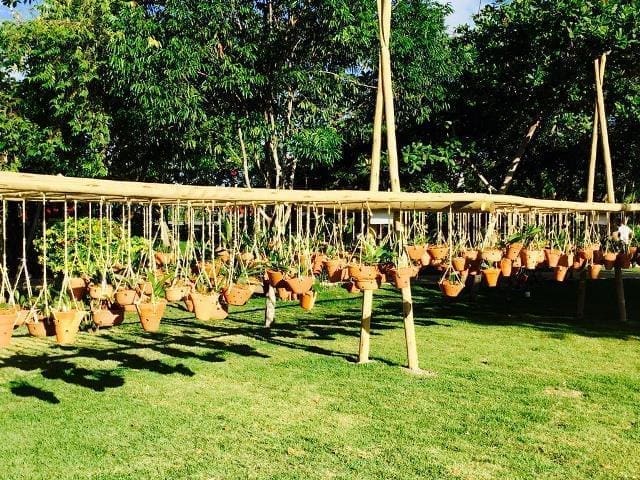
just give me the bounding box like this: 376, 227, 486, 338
593, 57, 615, 203
586, 55, 606, 203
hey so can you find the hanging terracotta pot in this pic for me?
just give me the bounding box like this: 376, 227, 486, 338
588, 264, 602, 280
512, 254, 522, 268
572, 257, 585, 270
277, 287, 293, 301
616, 252, 632, 269
136, 300, 167, 332
482, 267, 501, 287
69, 276, 87, 301
190, 293, 227, 321
92, 307, 124, 328
323, 259, 344, 283
165, 285, 190, 302
419, 251, 432, 267
439, 280, 464, 298
0, 309, 18, 347
593, 249, 604, 265
427, 244, 448, 261
480, 248, 502, 264
558, 253, 573, 268
15, 308, 29, 327
348, 264, 378, 281
299, 291, 317, 311
452, 257, 466, 272
26, 316, 56, 337
266, 269, 286, 288
311, 253, 326, 275
184, 296, 194, 313
222, 283, 254, 306
520, 249, 542, 269
355, 278, 379, 291
405, 244, 427, 262
343, 281, 360, 294
52, 309, 85, 344
115, 288, 137, 306
554, 266, 568, 282
506, 243, 523, 261
89, 284, 114, 300
603, 252, 617, 270
499, 258, 512, 277
154, 252, 175, 267
391, 266, 413, 289
545, 249, 562, 268
285, 276, 314, 295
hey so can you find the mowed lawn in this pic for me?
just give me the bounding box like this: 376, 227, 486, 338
1, 277, 639, 480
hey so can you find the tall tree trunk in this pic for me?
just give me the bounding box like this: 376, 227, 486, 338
499, 118, 541, 194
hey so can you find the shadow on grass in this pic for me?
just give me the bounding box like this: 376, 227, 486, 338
9, 380, 60, 404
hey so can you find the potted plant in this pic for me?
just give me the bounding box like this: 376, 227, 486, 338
91, 297, 124, 329
348, 233, 388, 291
189, 275, 228, 321
0, 300, 19, 348
438, 269, 465, 298
222, 256, 256, 306
135, 269, 168, 332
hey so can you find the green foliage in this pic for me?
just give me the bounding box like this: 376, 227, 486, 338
33, 216, 146, 275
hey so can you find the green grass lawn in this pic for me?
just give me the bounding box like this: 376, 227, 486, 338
1, 276, 639, 480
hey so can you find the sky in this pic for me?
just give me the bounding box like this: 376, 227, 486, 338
0, 1, 493, 26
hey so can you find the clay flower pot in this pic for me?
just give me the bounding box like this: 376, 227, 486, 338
299, 291, 317, 311
355, 278, 379, 291
588, 264, 602, 280
427, 245, 448, 261
499, 258, 513, 277
439, 280, 464, 298
545, 249, 562, 268
285, 276, 314, 295
452, 257, 466, 272
616, 252, 632, 269
223, 283, 254, 306
154, 252, 175, 267
184, 296, 194, 313
482, 267, 501, 287
69, 276, 88, 301
165, 285, 190, 302
277, 287, 293, 301
348, 264, 378, 281
506, 243, 523, 261
554, 266, 568, 282
520, 249, 542, 270
115, 288, 137, 306
572, 257, 585, 270
52, 309, 85, 344
266, 269, 286, 288
0, 309, 18, 347
419, 251, 432, 267
26, 316, 56, 337
92, 307, 124, 328
323, 259, 344, 283
89, 284, 114, 300
190, 293, 227, 321
603, 252, 617, 270
136, 299, 167, 332
312, 253, 326, 275
391, 266, 414, 289
405, 244, 427, 262
480, 248, 503, 264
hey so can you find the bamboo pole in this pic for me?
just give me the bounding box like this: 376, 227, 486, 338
401, 285, 419, 371
358, 289, 373, 363
499, 119, 540, 194
379, 0, 400, 193
264, 283, 276, 328
587, 55, 606, 203
594, 58, 616, 203
369, 59, 384, 192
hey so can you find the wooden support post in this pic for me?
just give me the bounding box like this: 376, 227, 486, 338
576, 269, 587, 320
615, 266, 627, 322
594, 57, 616, 203
401, 285, 419, 372
264, 283, 276, 328
358, 289, 373, 363
587, 56, 606, 203
369, 61, 384, 192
